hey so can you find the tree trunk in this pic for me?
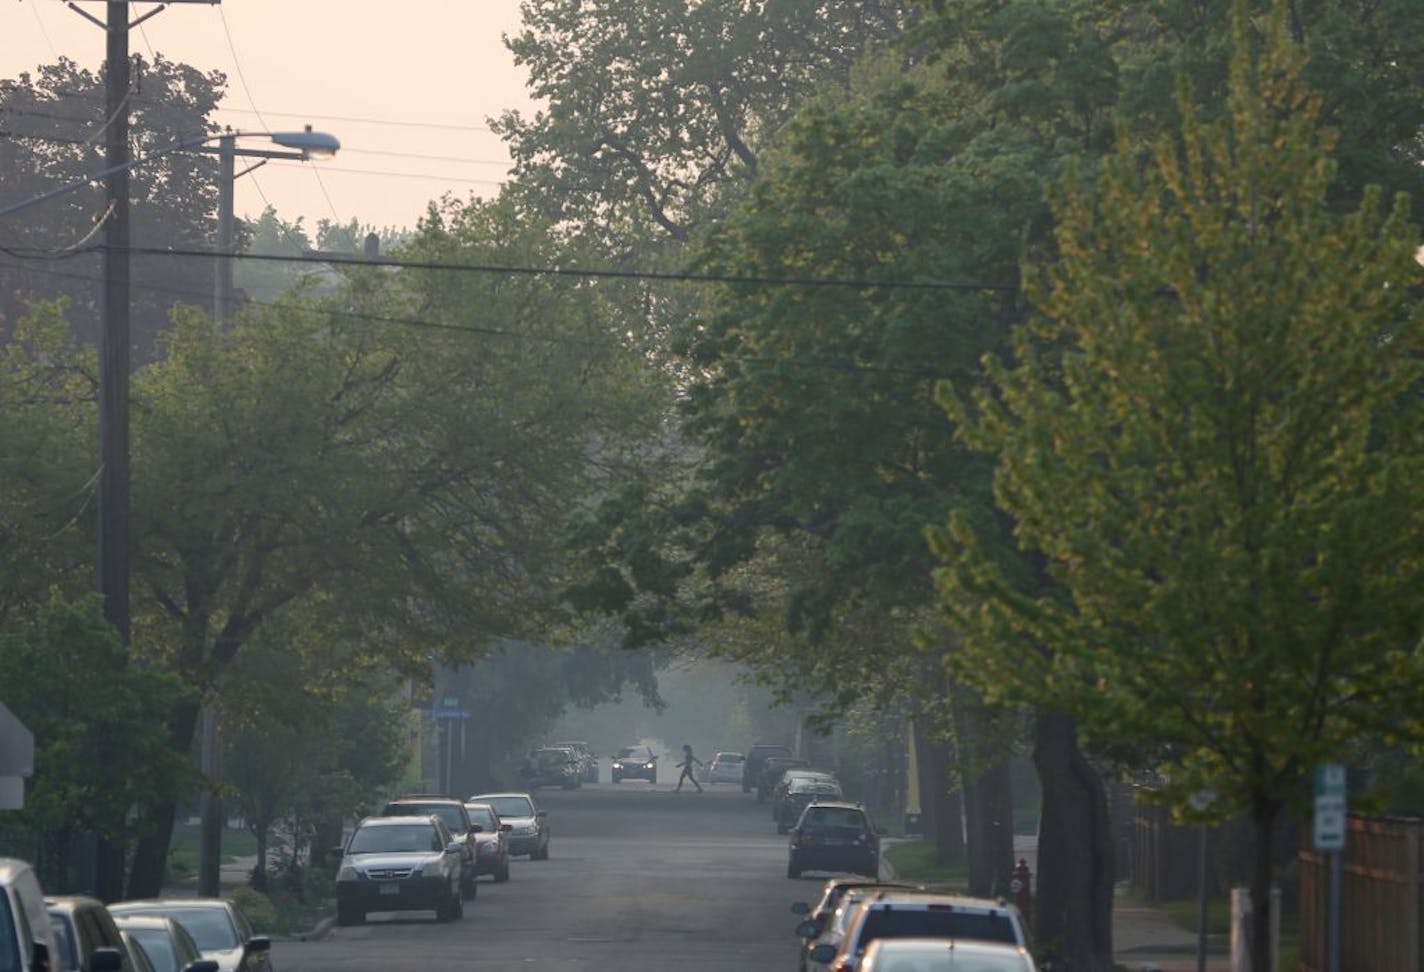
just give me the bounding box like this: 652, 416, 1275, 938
916, 726, 964, 869
1250, 799, 1279, 972
126, 697, 202, 899
251, 827, 269, 892
1033, 709, 1114, 971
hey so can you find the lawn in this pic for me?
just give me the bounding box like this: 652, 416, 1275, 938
883, 840, 969, 891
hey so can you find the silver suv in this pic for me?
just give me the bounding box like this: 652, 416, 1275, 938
808, 891, 1027, 972
335, 814, 467, 926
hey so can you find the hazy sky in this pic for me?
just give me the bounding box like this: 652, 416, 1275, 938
0, 0, 538, 231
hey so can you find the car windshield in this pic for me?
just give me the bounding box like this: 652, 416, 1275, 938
148, 908, 240, 952
465, 806, 497, 829
390, 804, 464, 831
873, 944, 1026, 970
127, 928, 179, 972
716, 753, 743, 761
859, 909, 1019, 947
0, 896, 20, 972
616, 747, 648, 759
482, 796, 533, 819
349, 823, 441, 854
535, 750, 570, 764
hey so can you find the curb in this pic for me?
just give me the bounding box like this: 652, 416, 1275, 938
286, 915, 336, 942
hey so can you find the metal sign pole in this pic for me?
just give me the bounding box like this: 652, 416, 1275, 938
1328, 849, 1342, 972
1314, 764, 1347, 972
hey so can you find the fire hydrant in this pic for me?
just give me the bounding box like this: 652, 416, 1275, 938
1010, 858, 1033, 927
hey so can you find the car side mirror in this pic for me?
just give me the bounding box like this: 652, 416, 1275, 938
184, 961, 220, 972
445, 840, 464, 854
246, 937, 271, 954
31, 941, 50, 972
469, 825, 483, 834
795, 919, 821, 939
791, 901, 810, 915
88, 947, 124, 972
536, 810, 548, 817
809, 944, 837, 963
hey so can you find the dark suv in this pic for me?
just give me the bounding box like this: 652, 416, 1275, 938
380, 795, 479, 899
742, 743, 793, 793
787, 802, 882, 879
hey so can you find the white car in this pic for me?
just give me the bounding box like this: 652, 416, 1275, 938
1, 858, 60, 972
859, 937, 1037, 971
707, 752, 744, 784
108, 900, 271, 972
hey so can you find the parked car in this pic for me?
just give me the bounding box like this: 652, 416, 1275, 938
551, 741, 599, 783
798, 885, 878, 972
108, 900, 271, 972
112, 915, 217, 972
524, 747, 583, 790
117, 931, 157, 972
610, 746, 657, 784
45, 895, 132, 972
328, 814, 466, 926
379, 794, 479, 898
706, 752, 744, 784
757, 755, 810, 802
742, 743, 793, 793
807, 891, 1028, 972
858, 937, 1038, 971
1, 858, 60, 972
467, 792, 549, 860
776, 774, 845, 833
461, 801, 512, 883
793, 878, 925, 972
788, 802, 882, 879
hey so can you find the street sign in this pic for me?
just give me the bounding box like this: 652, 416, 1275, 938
1314, 763, 1347, 852
428, 708, 470, 720
0, 703, 34, 811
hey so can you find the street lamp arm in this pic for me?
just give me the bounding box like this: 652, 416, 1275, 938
0, 127, 340, 221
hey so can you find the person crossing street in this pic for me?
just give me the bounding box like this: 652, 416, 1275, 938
674, 744, 704, 792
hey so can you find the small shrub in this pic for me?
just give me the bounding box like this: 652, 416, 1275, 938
229, 887, 278, 935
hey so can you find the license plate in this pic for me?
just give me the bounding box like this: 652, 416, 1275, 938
379, 883, 400, 895
823, 838, 848, 846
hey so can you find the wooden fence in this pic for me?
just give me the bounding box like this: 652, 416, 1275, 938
1298, 814, 1423, 972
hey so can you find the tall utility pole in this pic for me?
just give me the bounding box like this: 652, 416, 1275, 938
95, 0, 133, 903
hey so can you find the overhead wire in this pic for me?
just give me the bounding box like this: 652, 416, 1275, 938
26, 0, 60, 60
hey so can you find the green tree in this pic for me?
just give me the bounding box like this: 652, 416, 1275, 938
0, 56, 227, 361
933, 12, 1424, 970
0, 594, 192, 891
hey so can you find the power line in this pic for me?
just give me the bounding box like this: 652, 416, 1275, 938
214, 106, 496, 134
44, 243, 1018, 292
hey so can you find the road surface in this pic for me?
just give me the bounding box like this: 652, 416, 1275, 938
281, 777, 813, 970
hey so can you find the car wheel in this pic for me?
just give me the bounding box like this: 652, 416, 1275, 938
495, 861, 510, 883
436, 887, 460, 922
462, 872, 478, 900
612, 774, 621, 783
787, 860, 801, 879
336, 903, 364, 926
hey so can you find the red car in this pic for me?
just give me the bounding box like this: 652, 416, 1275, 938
463, 801, 512, 882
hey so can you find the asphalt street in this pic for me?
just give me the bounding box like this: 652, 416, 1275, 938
280, 775, 814, 970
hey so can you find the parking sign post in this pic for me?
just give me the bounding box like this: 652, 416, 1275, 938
1314, 764, 1346, 972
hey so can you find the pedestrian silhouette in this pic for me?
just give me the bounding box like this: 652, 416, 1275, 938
675, 744, 703, 792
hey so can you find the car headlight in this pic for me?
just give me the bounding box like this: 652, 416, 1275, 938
421, 859, 445, 878
645, 762, 655, 769
337, 865, 357, 881
613, 762, 624, 769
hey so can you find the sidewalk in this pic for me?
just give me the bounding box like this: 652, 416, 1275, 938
1013, 836, 1228, 972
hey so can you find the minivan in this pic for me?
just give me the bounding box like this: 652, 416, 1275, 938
0, 857, 59, 972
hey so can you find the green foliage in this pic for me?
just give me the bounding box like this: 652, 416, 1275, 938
934, 6, 1424, 821
227, 888, 278, 935
0, 594, 194, 843
884, 839, 968, 891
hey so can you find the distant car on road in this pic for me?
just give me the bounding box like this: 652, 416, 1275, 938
788, 802, 882, 879
468, 792, 550, 860
525, 747, 583, 790
775, 774, 845, 833
462, 801, 512, 882
327, 814, 467, 926
707, 752, 744, 784
757, 755, 811, 802
742, 743, 793, 793
610, 745, 658, 784
552, 740, 600, 783
108, 899, 273, 972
